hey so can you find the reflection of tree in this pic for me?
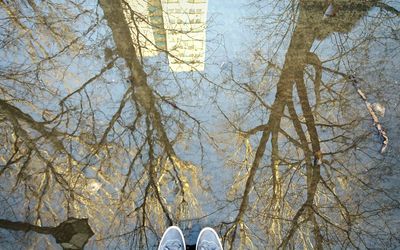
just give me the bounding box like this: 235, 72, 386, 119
222, 2, 321, 247
220, 1, 399, 249
0, 0, 204, 248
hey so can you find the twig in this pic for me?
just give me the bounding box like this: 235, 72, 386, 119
349, 75, 388, 153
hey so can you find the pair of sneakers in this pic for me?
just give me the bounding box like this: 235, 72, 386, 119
158, 226, 223, 250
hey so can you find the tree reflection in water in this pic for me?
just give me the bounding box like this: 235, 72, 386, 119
0, 0, 399, 249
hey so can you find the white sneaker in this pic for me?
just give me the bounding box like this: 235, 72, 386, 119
158, 226, 186, 250
196, 227, 223, 250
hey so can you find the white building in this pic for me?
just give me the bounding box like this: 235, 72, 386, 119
124, 0, 166, 57
124, 0, 208, 72
161, 0, 208, 72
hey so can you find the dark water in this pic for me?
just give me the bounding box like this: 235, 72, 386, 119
0, 0, 400, 249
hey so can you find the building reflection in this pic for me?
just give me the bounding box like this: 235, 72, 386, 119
125, 0, 208, 72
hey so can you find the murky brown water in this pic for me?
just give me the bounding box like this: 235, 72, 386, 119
0, 0, 399, 249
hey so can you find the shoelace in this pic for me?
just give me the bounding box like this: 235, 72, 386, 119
197, 240, 221, 250
160, 239, 183, 250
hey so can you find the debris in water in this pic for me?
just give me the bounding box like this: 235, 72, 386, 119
372, 102, 385, 117
323, 4, 335, 19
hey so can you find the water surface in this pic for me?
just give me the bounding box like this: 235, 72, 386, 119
0, 0, 400, 249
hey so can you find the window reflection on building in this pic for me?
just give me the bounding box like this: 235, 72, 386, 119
124, 0, 208, 72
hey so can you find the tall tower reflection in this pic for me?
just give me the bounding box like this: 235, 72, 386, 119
124, 0, 208, 72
